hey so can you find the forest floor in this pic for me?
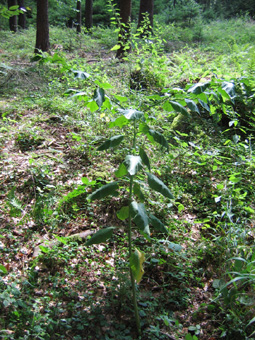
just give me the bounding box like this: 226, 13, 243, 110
0, 21, 255, 340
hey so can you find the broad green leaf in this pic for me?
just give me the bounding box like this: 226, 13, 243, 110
133, 182, 145, 202
109, 115, 129, 128
185, 99, 200, 114
9, 5, 20, 10
198, 99, 210, 112
147, 173, 174, 199
0, 264, 8, 275
97, 135, 124, 151
39, 245, 50, 253
93, 87, 105, 108
86, 227, 115, 246
94, 80, 113, 89
169, 101, 189, 117
221, 81, 235, 99
139, 148, 150, 171
111, 44, 121, 51
117, 206, 129, 220
187, 81, 210, 94
115, 163, 128, 178
163, 100, 173, 112
149, 214, 168, 233
148, 129, 169, 151
119, 109, 144, 121
72, 70, 90, 79
130, 248, 145, 284
88, 182, 119, 201
139, 122, 150, 134
87, 100, 99, 112
114, 95, 128, 102
130, 201, 150, 235
124, 155, 142, 176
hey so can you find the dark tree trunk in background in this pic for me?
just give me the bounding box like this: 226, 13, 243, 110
76, 0, 81, 33
116, 0, 132, 59
18, 0, 26, 29
8, 0, 17, 32
137, 0, 154, 37
85, 0, 93, 31
35, 0, 49, 53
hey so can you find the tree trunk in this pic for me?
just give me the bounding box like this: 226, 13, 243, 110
137, 0, 154, 37
85, 0, 93, 31
76, 0, 82, 33
18, 0, 26, 29
8, 0, 17, 32
116, 0, 132, 59
35, 0, 49, 53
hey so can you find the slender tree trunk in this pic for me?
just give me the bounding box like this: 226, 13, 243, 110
76, 0, 82, 33
8, 0, 17, 32
137, 0, 154, 37
35, 0, 49, 53
85, 0, 93, 31
116, 0, 132, 59
18, 0, 26, 29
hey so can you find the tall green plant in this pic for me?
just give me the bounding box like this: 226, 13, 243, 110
85, 107, 173, 335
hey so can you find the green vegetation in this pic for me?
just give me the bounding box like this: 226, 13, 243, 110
0, 15, 255, 340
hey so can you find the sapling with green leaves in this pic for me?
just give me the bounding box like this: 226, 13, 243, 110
86, 108, 173, 336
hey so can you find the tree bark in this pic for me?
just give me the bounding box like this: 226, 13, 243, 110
76, 0, 82, 33
85, 0, 93, 31
18, 0, 26, 29
116, 0, 132, 59
137, 0, 154, 37
8, 0, 17, 32
35, 0, 49, 53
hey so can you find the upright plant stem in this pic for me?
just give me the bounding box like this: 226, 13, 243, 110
128, 176, 141, 336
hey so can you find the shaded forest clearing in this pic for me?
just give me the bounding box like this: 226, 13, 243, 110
0, 20, 255, 339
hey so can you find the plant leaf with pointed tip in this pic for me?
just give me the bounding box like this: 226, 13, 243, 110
149, 214, 168, 233
169, 101, 189, 117
139, 148, 150, 171
187, 82, 211, 94
73, 70, 90, 79
87, 100, 99, 112
130, 248, 145, 284
93, 87, 105, 108
118, 109, 144, 121
86, 227, 115, 246
185, 99, 200, 114
130, 201, 150, 235
87, 182, 119, 201
109, 115, 129, 128
117, 206, 129, 220
147, 173, 173, 199
115, 163, 128, 178
147, 129, 169, 151
97, 135, 124, 151
124, 155, 142, 176
133, 182, 145, 202
0, 265, 8, 275
198, 99, 210, 112
218, 81, 236, 102
94, 80, 113, 89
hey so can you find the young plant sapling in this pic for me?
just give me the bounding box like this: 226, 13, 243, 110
86, 108, 173, 336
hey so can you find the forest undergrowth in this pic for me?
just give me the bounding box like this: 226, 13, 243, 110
0, 18, 255, 340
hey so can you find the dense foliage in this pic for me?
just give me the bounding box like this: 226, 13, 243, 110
0, 0, 254, 30
0, 8, 255, 340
